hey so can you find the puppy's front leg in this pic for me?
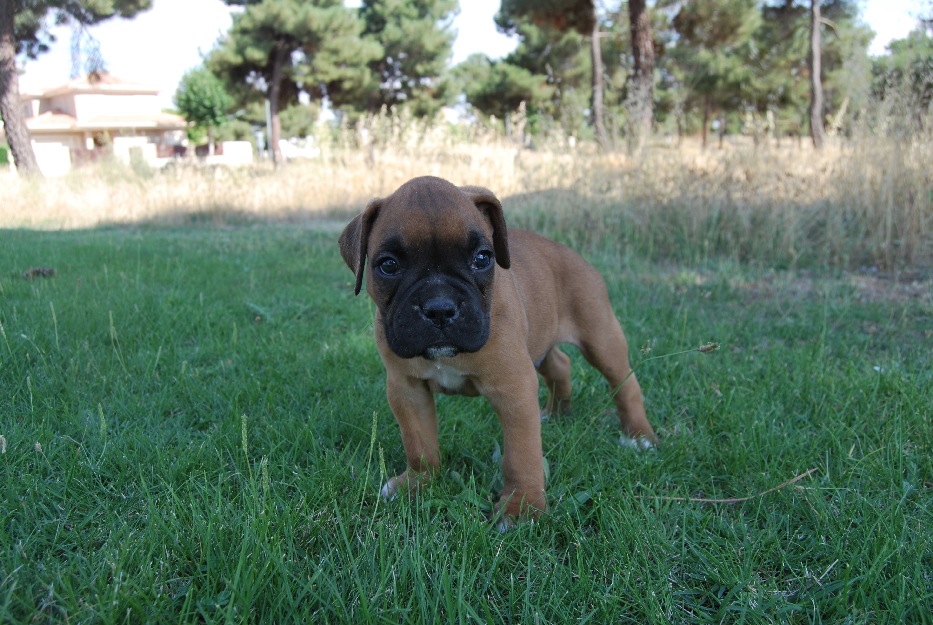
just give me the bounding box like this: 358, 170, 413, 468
484, 361, 548, 527
381, 373, 440, 500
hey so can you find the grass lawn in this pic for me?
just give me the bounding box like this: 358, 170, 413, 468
1, 224, 930, 623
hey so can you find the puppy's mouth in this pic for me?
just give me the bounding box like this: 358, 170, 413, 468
423, 345, 459, 360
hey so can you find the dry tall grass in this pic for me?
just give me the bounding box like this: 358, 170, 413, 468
2, 107, 930, 272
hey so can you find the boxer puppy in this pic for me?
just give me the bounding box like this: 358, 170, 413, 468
339, 176, 656, 528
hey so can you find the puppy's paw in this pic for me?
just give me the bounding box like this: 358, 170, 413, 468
380, 470, 431, 501
620, 435, 656, 451
493, 490, 546, 532
380, 478, 401, 501
496, 517, 516, 533
495, 511, 541, 533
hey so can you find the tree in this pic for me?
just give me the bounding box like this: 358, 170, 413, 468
497, 0, 594, 35
497, 0, 606, 144
872, 24, 933, 121
670, 0, 760, 147
754, 0, 869, 140
590, 16, 607, 146
209, 0, 380, 166
174, 67, 233, 155
453, 53, 553, 135
627, 0, 654, 150
495, 21, 590, 136
0, 0, 152, 176
354, 0, 457, 117
809, 0, 825, 149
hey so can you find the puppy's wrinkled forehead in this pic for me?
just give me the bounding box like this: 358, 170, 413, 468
372, 177, 489, 246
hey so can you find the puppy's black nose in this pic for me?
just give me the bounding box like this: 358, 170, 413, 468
420, 296, 459, 328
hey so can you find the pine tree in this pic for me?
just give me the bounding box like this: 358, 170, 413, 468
500, 21, 591, 138
809, 0, 826, 149
627, 0, 654, 151
670, 0, 761, 147
353, 0, 458, 117
497, 0, 606, 143
453, 53, 553, 135
872, 23, 933, 115
749, 1, 870, 140
209, 0, 380, 166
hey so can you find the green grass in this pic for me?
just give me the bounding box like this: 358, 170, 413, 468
1, 224, 930, 623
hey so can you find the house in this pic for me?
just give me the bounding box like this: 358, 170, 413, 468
13, 71, 188, 175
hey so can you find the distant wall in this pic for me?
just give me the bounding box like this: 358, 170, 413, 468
204, 141, 254, 166
31, 141, 72, 177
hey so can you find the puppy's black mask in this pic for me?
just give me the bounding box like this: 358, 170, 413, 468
372, 229, 496, 359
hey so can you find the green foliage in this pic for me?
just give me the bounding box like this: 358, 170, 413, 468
205, 0, 379, 160
873, 25, 933, 110
175, 67, 233, 131
278, 103, 322, 138
196, 0, 884, 142
647, 0, 873, 139
452, 19, 591, 136
453, 54, 554, 124
496, 0, 595, 35
215, 100, 321, 141
347, 0, 458, 117
670, 0, 762, 110
185, 124, 206, 145
213, 118, 256, 144
493, 0, 599, 137
0, 225, 930, 622
207, 0, 380, 111
752, 1, 873, 120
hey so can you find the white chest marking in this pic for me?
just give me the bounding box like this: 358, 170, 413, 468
424, 361, 469, 392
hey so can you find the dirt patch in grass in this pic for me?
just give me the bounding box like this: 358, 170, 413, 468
747, 272, 932, 304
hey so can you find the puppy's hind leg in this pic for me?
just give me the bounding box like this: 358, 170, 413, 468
537, 346, 573, 419
578, 319, 658, 446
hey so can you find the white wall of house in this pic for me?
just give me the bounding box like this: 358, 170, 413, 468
113, 136, 156, 163
31, 141, 72, 177
32, 133, 83, 149
75, 93, 163, 119
204, 141, 254, 167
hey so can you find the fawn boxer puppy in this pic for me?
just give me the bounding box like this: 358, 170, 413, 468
339, 176, 656, 528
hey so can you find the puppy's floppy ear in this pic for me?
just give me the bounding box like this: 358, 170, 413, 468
338, 199, 382, 295
460, 185, 510, 269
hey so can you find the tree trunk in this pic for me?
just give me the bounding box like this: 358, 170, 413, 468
809, 0, 826, 150
0, 0, 41, 176
269, 42, 287, 167
702, 94, 712, 149
590, 18, 607, 149
628, 0, 654, 151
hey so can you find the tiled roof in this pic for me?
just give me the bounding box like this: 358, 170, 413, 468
23, 72, 162, 99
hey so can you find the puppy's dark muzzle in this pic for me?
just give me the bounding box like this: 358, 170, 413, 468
382, 281, 490, 360
419, 296, 460, 329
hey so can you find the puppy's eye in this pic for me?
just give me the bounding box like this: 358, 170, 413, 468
377, 258, 400, 276
471, 251, 493, 271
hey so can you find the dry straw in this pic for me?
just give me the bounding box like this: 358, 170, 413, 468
2, 104, 930, 271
